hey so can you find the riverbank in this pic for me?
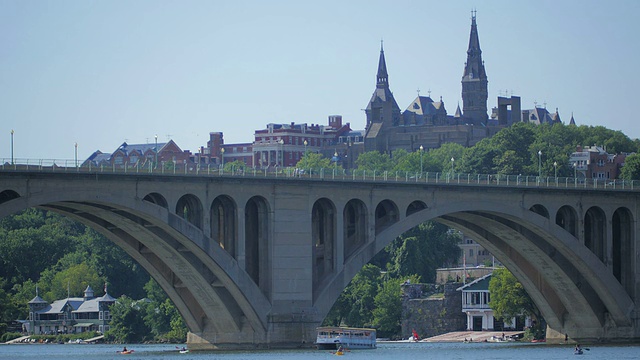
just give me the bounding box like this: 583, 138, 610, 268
423, 331, 524, 342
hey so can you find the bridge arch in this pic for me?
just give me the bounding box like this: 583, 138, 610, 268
343, 199, 367, 259
585, 206, 606, 262
312, 198, 336, 294
530, 204, 549, 219
245, 196, 270, 295
0, 189, 20, 205
143, 192, 168, 208
555, 205, 578, 237
375, 199, 399, 234
319, 193, 635, 342
211, 195, 237, 258
613, 207, 634, 297
0, 189, 270, 348
176, 194, 203, 230
406, 200, 427, 216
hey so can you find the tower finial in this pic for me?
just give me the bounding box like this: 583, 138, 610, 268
380, 38, 384, 51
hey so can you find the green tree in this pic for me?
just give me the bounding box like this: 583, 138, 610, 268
40, 262, 104, 301
488, 268, 544, 339
296, 151, 331, 173
0, 278, 20, 335
390, 222, 461, 282
223, 160, 246, 173
105, 296, 151, 343
425, 142, 466, 174
620, 153, 640, 180
355, 151, 393, 172
324, 264, 382, 327
371, 275, 420, 338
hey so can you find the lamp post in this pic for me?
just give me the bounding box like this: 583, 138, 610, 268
154, 134, 158, 169
74, 142, 78, 169
220, 147, 225, 169
419, 145, 424, 175
554, 161, 558, 178
451, 157, 455, 176
537, 150, 542, 179
10, 129, 14, 165
279, 139, 284, 167
573, 162, 577, 179
303, 139, 308, 156
334, 151, 339, 173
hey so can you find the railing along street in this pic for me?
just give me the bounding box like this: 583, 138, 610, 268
0, 158, 636, 191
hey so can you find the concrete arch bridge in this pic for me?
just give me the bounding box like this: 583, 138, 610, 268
0, 168, 638, 348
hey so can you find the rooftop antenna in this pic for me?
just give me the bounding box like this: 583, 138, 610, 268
166, 134, 172, 140
534, 100, 538, 108
427, 89, 432, 97
417, 88, 420, 96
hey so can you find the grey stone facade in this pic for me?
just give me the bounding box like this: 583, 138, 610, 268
400, 283, 466, 339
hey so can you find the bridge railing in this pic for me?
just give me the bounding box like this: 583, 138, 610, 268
1, 158, 637, 191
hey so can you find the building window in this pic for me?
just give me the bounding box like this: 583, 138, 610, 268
469, 249, 474, 257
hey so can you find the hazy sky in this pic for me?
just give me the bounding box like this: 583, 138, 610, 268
2, 0, 639, 161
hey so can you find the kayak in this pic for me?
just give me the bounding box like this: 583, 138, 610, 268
574, 349, 583, 355
179, 349, 190, 354
120, 350, 134, 354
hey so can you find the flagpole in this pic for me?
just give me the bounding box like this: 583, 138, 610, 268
463, 253, 467, 285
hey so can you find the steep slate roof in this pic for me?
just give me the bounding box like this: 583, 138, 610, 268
37, 298, 85, 314
28, 295, 47, 304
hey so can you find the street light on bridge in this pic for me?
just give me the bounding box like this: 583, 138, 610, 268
451, 157, 455, 177
221, 147, 225, 169
74, 142, 78, 170
554, 161, 558, 178
279, 139, 284, 167
538, 150, 542, 179
419, 145, 424, 175
154, 134, 158, 169
10, 129, 14, 165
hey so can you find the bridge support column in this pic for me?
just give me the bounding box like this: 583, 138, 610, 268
186, 316, 322, 350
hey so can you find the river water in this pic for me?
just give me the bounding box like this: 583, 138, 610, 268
1, 342, 639, 360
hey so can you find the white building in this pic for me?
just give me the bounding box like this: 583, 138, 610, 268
457, 273, 529, 331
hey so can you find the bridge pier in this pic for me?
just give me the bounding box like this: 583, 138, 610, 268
186, 315, 321, 350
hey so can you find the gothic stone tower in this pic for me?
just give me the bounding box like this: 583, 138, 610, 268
364, 42, 401, 152
461, 11, 488, 125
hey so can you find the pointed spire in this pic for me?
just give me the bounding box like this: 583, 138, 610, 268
570, 112, 576, 125
461, 10, 488, 124
376, 39, 389, 88
455, 103, 462, 118
463, 10, 485, 80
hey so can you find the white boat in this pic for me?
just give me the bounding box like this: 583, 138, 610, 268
315, 326, 376, 350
